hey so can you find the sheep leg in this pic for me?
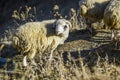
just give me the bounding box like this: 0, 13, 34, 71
49, 40, 57, 62
23, 56, 27, 66
46, 49, 54, 67
23, 50, 36, 66
28, 50, 37, 66
49, 49, 54, 63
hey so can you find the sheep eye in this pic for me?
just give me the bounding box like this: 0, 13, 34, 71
64, 25, 67, 29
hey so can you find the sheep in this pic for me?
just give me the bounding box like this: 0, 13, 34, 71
1, 19, 71, 66
103, 0, 120, 29
79, 0, 110, 33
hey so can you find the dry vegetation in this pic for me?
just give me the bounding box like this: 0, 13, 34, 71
0, 3, 120, 80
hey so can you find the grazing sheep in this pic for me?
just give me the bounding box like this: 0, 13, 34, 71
1, 19, 71, 66
103, 0, 120, 29
79, 0, 110, 33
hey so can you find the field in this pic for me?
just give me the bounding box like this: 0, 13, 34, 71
0, 0, 120, 80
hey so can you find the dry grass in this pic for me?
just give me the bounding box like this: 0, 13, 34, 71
0, 49, 120, 80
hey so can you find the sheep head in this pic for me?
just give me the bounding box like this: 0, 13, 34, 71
54, 19, 71, 37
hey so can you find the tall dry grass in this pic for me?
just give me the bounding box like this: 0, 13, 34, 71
0, 49, 120, 80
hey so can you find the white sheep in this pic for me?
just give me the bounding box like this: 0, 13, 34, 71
79, 0, 110, 33
1, 19, 71, 66
103, 0, 120, 29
